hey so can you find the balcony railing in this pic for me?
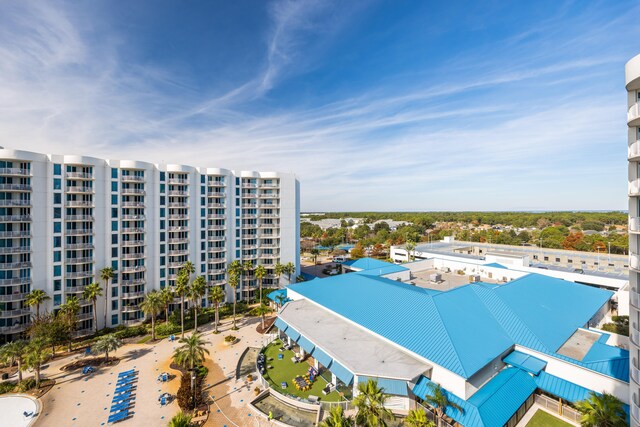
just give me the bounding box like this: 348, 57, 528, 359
121, 266, 146, 273
122, 305, 140, 312
64, 257, 93, 265
0, 168, 30, 176
121, 188, 146, 195
0, 200, 31, 207
65, 200, 93, 207
66, 186, 93, 193
632, 253, 640, 271
168, 214, 188, 220
0, 309, 31, 318
629, 102, 640, 125
0, 184, 32, 191
168, 178, 188, 184
121, 253, 145, 259
0, 246, 30, 254
67, 242, 94, 250
122, 214, 145, 220
0, 324, 29, 334
122, 291, 145, 299
66, 271, 93, 279
122, 227, 145, 233
0, 215, 31, 222
121, 279, 145, 286
66, 172, 93, 179
66, 215, 94, 221
0, 231, 30, 238
121, 175, 145, 182
65, 228, 94, 235
168, 202, 188, 208
122, 240, 144, 246
0, 292, 28, 302
122, 201, 145, 207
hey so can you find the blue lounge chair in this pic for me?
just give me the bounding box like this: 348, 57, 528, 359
112, 393, 132, 403
115, 385, 133, 394
118, 372, 136, 379
110, 402, 130, 413
116, 379, 135, 386
160, 396, 167, 406
108, 409, 130, 424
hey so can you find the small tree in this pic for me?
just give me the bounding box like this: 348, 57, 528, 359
227, 260, 243, 330
25, 289, 50, 318
24, 338, 49, 388
274, 262, 285, 287
82, 282, 103, 333
59, 296, 80, 351
423, 382, 463, 426
140, 291, 163, 340
93, 334, 123, 363
0, 340, 28, 382
319, 405, 354, 427
353, 379, 394, 427
405, 240, 416, 263
284, 262, 296, 284
160, 287, 174, 321
168, 410, 194, 427
404, 408, 435, 427
350, 242, 365, 259
575, 392, 626, 427
209, 285, 225, 334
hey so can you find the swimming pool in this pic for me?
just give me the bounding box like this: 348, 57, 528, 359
0, 394, 39, 427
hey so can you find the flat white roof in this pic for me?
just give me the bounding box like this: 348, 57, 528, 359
279, 299, 431, 380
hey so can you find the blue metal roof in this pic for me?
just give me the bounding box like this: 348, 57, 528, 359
288, 272, 614, 379
580, 341, 629, 381
329, 360, 354, 385
535, 371, 594, 403
484, 262, 508, 269
342, 257, 401, 271
296, 335, 315, 354
413, 368, 537, 427
274, 317, 287, 331
311, 347, 333, 368
358, 376, 408, 396
503, 351, 547, 375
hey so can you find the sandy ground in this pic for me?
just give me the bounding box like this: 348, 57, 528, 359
28, 316, 270, 427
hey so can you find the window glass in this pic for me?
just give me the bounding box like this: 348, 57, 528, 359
53, 178, 61, 190
53, 164, 61, 175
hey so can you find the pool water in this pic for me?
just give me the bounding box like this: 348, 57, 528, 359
253, 394, 318, 426
0, 395, 38, 427
237, 347, 260, 379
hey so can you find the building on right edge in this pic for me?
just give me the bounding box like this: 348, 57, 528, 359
627, 53, 640, 426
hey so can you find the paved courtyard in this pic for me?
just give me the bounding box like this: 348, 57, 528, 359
27, 315, 271, 427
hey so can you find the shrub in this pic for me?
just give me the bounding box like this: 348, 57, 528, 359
0, 381, 15, 394
15, 378, 37, 392
176, 373, 204, 410
602, 322, 629, 336
155, 322, 181, 337
224, 335, 237, 343
113, 325, 147, 340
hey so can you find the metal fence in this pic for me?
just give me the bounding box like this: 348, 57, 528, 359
534, 394, 581, 423
415, 403, 456, 427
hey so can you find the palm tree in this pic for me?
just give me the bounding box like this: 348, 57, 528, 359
405, 240, 416, 263
175, 270, 191, 338
59, 296, 80, 351
227, 260, 243, 330
423, 382, 463, 426
168, 411, 193, 427
25, 289, 50, 318
99, 267, 115, 330
310, 248, 320, 264
93, 334, 123, 363
242, 260, 253, 300
160, 287, 174, 321
189, 276, 206, 332
404, 408, 435, 427
319, 405, 354, 427
284, 262, 296, 284
353, 379, 394, 427
275, 293, 287, 309
575, 392, 626, 427
140, 291, 163, 340
83, 282, 103, 333
0, 340, 27, 382
172, 333, 210, 370
24, 337, 49, 388
209, 285, 225, 334
254, 264, 267, 329
274, 262, 285, 287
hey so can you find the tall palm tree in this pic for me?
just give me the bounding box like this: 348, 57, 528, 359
99, 267, 115, 330
168, 411, 193, 427
575, 392, 626, 427
140, 291, 163, 340
0, 340, 27, 382
93, 334, 123, 363
24, 337, 49, 388
172, 333, 210, 370
423, 382, 463, 426
284, 262, 296, 284
227, 260, 243, 330
160, 287, 174, 321
319, 405, 354, 427
274, 262, 285, 287
59, 296, 80, 351
25, 289, 50, 318
405, 240, 416, 263
182, 261, 196, 277
189, 276, 206, 332
254, 264, 267, 329
175, 270, 191, 338
275, 293, 287, 309
242, 260, 253, 300
404, 408, 435, 427
82, 282, 103, 333
353, 379, 394, 427
209, 285, 225, 334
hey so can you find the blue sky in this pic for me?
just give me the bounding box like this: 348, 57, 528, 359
0, 1, 637, 211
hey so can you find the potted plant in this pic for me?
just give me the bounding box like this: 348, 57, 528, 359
224, 335, 238, 346
254, 386, 261, 396
247, 374, 253, 382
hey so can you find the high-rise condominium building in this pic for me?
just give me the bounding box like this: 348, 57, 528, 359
627, 53, 640, 426
0, 148, 300, 343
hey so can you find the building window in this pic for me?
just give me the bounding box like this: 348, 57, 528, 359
111, 181, 117, 192
555, 258, 560, 262
111, 300, 118, 310
111, 168, 118, 179
53, 193, 61, 204
111, 287, 118, 297
53, 251, 61, 262
54, 294, 61, 306
160, 207, 165, 218
53, 163, 61, 175
111, 314, 118, 326
111, 247, 118, 258
160, 183, 165, 193
111, 260, 117, 270
53, 236, 61, 248
53, 178, 61, 190
160, 196, 165, 205
111, 234, 118, 244
111, 195, 117, 205
54, 265, 61, 277
160, 269, 165, 278
111, 221, 117, 231
160, 171, 165, 181
201, 175, 205, 184
53, 222, 61, 233
112, 208, 117, 218
54, 207, 61, 219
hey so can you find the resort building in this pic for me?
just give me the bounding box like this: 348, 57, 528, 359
626, 52, 640, 427
272, 266, 629, 426
0, 148, 299, 342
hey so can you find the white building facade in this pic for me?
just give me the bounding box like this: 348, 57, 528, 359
626, 53, 640, 426
0, 148, 300, 342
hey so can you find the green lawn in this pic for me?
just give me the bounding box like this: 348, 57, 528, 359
261, 340, 344, 402
525, 410, 573, 427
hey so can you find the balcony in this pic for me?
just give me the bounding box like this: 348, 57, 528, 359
122, 305, 140, 313
121, 188, 145, 195
0, 292, 28, 302
168, 226, 188, 232
0, 184, 32, 192
0, 246, 30, 255
122, 214, 145, 220
76, 312, 93, 321
66, 186, 93, 194
208, 202, 225, 208
122, 201, 144, 207
168, 190, 188, 196
260, 214, 279, 218
66, 171, 93, 179
208, 268, 226, 275
73, 328, 93, 338
67, 242, 94, 250
65, 257, 93, 265
66, 228, 94, 236
260, 243, 279, 248
208, 225, 225, 231
0, 215, 31, 222
65, 285, 87, 293
208, 279, 225, 286
66, 271, 93, 279
121, 175, 145, 182
207, 214, 225, 219
0, 308, 31, 318
122, 318, 143, 326
208, 181, 225, 187
260, 183, 279, 188
632, 358, 640, 386
243, 183, 257, 188
629, 102, 640, 127
168, 178, 188, 184
261, 253, 280, 259
258, 193, 279, 199
0, 230, 30, 238
0, 168, 30, 176
122, 252, 145, 260
168, 214, 188, 220
65, 200, 93, 207
122, 291, 145, 299
121, 265, 146, 273
0, 261, 31, 269
121, 279, 145, 286
122, 239, 144, 246
0, 199, 30, 207
66, 215, 94, 221
0, 324, 29, 334
122, 227, 145, 233
208, 192, 226, 198
168, 238, 189, 244
208, 235, 225, 242
168, 202, 188, 208
168, 249, 189, 256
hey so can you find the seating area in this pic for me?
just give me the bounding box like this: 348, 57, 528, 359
107, 369, 138, 424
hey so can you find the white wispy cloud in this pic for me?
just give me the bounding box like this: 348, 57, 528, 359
0, 1, 635, 211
